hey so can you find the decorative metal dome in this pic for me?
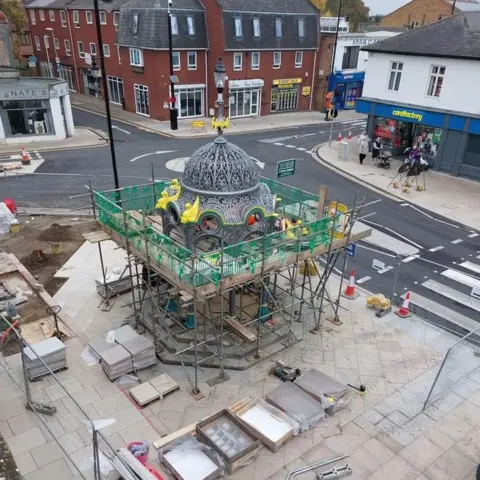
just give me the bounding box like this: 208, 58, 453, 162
182, 136, 259, 195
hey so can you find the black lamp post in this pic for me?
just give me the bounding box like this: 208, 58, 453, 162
213, 57, 227, 134
167, 0, 178, 130
330, 0, 343, 78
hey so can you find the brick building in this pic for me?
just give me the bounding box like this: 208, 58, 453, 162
380, 0, 480, 29
24, 0, 322, 121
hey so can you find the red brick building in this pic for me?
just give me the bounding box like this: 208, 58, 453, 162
24, 0, 322, 121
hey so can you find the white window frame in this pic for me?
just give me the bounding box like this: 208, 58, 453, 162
252, 18, 260, 38
133, 13, 139, 34
129, 47, 143, 67
64, 39, 71, 55
295, 51, 303, 68
49, 10, 55, 21
103, 44, 110, 57
186, 15, 195, 35
39, 9, 45, 21
43, 35, 49, 48
298, 18, 305, 38
234, 17, 243, 38
34, 35, 40, 50
107, 75, 123, 104
251, 51, 260, 70
187, 51, 197, 70
426, 65, 446, 98
170, 14, 178, 35
134, 84, 150, 116
78, 41, 84, 58
73, 10, 80, 27
275, 17, 282, 38
54, 38, 59, 50
172, 51, 180, 71
233, 52, 242, 71
89, 42, 97, 56
86, 11, 93, 24
113, 11, 119, 30
387, 61, 403, 92
30, 10, 36, 25
99, 11, 107, 25
60, 10, 66, 27
117, 45, 121, 65
273, 51, 281, 69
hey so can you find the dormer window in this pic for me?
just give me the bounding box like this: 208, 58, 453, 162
298, 19, 305, 38
186, 16, 195, 35
253, 18, 260, 38
275, 17, 282, 38
170, 14, 178, 35
234, 17, 243, 38
133, 14, 139, 34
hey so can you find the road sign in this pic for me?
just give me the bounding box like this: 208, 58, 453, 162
346, 243, 356, 257
372, 258, 385, 271
276, 159, 296, 178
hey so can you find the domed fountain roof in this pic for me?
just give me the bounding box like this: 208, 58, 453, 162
182, 136, 259, 195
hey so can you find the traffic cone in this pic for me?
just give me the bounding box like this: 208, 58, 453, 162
337, 131, 342, 141
21, 147, 30, 165
347, 130, 352, 140
396, 292, 412, 318
342, 269, 359, 299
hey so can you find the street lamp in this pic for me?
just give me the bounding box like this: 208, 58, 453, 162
167, 0, 178, 131
43, 35, 52, 77
45, 27, 56, 77
212, 57, 229, 134
330, 0, 343, 78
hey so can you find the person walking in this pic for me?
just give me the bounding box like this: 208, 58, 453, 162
372, 137, 382, 165
357, 131, 369, 165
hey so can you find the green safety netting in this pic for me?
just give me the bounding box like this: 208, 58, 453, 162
95, 181, 335, 288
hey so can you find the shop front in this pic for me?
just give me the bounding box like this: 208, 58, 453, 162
0, 77, 74, 143
357, 98, 480, 180
174, 84, 205, 119
271, 78, 302, 113
328, 71, 364, 110
228, 79, 263, 118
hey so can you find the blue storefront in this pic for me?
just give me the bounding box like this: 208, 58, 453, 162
328, 71, 365, 110
356, 98, 480, 180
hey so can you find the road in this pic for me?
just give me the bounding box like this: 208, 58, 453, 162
0, 108, 479, 331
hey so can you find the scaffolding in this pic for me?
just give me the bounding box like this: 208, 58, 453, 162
89, 177, 372, 397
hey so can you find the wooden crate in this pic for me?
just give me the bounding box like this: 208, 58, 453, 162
196, 409, 261, 474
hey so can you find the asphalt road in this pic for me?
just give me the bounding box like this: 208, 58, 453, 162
1, 108, 479, 328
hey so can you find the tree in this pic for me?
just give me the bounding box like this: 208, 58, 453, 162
326, 0, 370, 31
0, 0, 27, 60
309, 0, 333, 16
369, 14, 385, 24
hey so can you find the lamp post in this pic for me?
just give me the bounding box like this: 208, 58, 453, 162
451, 0, 457, 14
330, 0, 343, 78
167, 0, 178, 131
92, 0, 120, 191
45, 27, 56, 77
213, 57, 227, 135
43, 35, 52, 77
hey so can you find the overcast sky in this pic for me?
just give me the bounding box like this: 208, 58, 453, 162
364, 0, 409, 14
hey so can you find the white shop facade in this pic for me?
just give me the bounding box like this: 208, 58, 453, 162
227, 79, 264, 118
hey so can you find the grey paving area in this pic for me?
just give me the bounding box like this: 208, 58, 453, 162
1, 255, 480, 479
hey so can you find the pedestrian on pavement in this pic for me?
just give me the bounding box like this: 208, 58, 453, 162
372, 137, 382, 164
357, 131, 369, 165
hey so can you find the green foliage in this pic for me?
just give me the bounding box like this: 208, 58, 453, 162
0, 0, 27, 59
326, 0, 370, 31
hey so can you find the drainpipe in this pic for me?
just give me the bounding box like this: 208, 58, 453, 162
65, 2, 80, 92
204, 49, 208, 117
309, 49, 317, 111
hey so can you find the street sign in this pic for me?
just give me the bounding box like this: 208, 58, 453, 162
372, 258, 385, 271
346, 243, 356, 257
276, 159, 296, 178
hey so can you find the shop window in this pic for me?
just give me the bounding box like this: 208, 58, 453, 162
342, 46, 359, 69
414, 125, 442, 160
374, 117, 411, 150
134, 84, 149, 116
78, 41, 84, 58
251, 52, 260, 70
275, 18, 282, 38
129, 48, 143, 67
172, 51, 180, 71
233, 52, 242, 71
188, 52, 197, 70
427, 65, 446, 97
86, 11, 93, 24
60, 10, 66, 27
298, 19, 305, 38
99, 11, 107, 25
108, 76, 124, 105
49, 10, 55, 21
175, 88, 203, 118
464, 134, 480, 168
132, 14, 139, 34
388, 61, 403, 91
170, 14, 178, 35
234, 17, 243, 38
273, 51, 281, 69
30, 10, 36, 25
295, 51, 303, 68
1, 100, 54, 137
253, 18, 260, 38
186, 16, 195, 36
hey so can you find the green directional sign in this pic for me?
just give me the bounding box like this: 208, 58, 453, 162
276, 159, 296, 179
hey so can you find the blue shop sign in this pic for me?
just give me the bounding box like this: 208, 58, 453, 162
332, 70, 365, 84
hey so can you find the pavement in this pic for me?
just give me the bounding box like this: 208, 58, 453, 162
1, 239, 480, 479
70, 92, 366, 138
314, 139, 480, 232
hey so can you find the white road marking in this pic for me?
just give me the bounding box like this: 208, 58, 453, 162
422, 279, 480, 312
429, 246, 444, 252
468, 233, 479, 238
407, 204, 460, 229
356, 243, 397, 258
294, 133, 316, 139
356, 276, 371, 284
402, 255, 419, 263
378, 266, 394, 274
130, 150, 177, 162
285, 145, 297, 148
441, 269, 480, 289
165, 157, 189, 172
250, 156, 265, 169
297, 147, 307, 151
259, 136, 294, 144
360, 218, 424, 250
274, 142, 284, 146
451, 239, 463, 244
460, 261, 480, 274
112, 125, 131, 134
400, 203, 410, 206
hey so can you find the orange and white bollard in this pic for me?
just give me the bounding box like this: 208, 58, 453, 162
337, 131, 342, 141
396, 292, 412, 318
347, 130, 352, 140
342, 269, 359, 299
21, 147, 30, 165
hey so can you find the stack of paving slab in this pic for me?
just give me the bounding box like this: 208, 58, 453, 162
23, 337, 67, 380
95, 325, 156, 381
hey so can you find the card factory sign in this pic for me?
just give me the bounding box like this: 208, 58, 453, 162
0, 88, 50, 100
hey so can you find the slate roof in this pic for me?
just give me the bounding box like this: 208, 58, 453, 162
448, 0, 480, 12
24, 0, 72, 8
67, 0, 131, 10
116, 0, 207, 50
363, 12, 480, 60
220, 0, 317, 15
